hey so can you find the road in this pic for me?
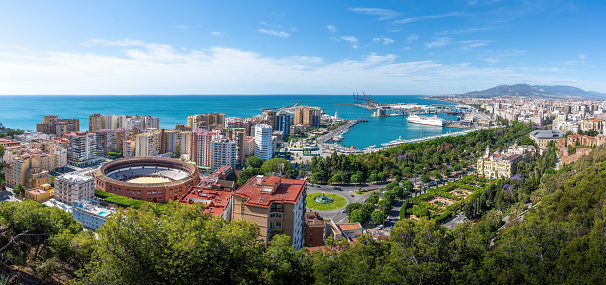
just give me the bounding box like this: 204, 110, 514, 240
306, 183, 384, 223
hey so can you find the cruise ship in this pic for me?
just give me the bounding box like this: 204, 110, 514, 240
406, 114, 447, 127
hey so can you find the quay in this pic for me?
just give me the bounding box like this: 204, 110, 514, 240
261, 102, 299, 111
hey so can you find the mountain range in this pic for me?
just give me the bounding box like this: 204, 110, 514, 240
452, 84, 606, 100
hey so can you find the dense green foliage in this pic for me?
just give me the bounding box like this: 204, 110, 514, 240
94, 189, 161, 209
246, 156, 264, 169
308, 122, 535, 184
0, 128, 24, 138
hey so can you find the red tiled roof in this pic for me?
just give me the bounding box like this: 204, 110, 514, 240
179, 187, 232, 217
233, 175, 306, 208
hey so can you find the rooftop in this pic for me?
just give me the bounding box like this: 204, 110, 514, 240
305, 210, 324, 227
59, 173, 94, 183
233, 175, 306, 208
179, 187, 232, 217
530, 130, 565, 139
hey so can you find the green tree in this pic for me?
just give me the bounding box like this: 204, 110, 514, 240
377, 199, 393, 215
349, 209, 366, 223
80, 201, 265, 284
13, 183, 26, 197
402, 180, 414, 191
236, 168, 265, 188
246, 156, 264, 169
421, 172, 431, 184
345, 203, 363, 216
172, 143, 181, 158
261, 235, 313, 284
261, 158, 293, 175
370, 210, 384, 225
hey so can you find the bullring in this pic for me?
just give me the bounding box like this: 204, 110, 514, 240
95, 157, 200, 203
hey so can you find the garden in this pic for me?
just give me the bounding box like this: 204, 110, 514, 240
306, 192, 348, 211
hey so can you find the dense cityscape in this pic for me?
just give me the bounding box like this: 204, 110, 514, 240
1, 92, 606, 283
2, 0, 606, 283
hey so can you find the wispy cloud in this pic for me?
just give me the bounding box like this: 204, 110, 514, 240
177, 25, 190, 30
394, 12, 469, 24
407, 34, 419, 43
258, 29, 291, 38
1, 41, 600, 95
478, 49, 526, 64
373, 37, 395, 45
459, 40, 492, 49
349, 7, 401, 20
211, 32, 227, 38
326, 25, 337, 32
578, 54, 586, 59
436, 26, 498, 35
425, 37, 452, 49
339, 36, 359, 49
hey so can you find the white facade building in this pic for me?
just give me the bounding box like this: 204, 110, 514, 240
211, 139, 237, 170
71, 200, 115, 230
55, 173, 95, 205
253, 124, 273, 161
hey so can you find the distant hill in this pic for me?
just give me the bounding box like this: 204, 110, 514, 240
455, 84, 606, 100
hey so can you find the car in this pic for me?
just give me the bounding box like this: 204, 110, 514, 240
341, 209, 346, 213
386, 217, 391, 222
378, 225, 384, 230
333, 186, 341, 190
350, 194, 355, 197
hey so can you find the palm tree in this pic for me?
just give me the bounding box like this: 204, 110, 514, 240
485, 209, 501, 227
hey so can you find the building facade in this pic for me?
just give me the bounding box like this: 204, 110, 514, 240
211, 139, 237, 171
55, 173, 95, 205
192, 129, 213, 167
231, 175, 307, 250
253, 124, 273, 161
36, 115, 80, 137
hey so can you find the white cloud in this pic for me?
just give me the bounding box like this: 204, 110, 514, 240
394, 12, 468, 24
340, 36, 358, 44
349, 7, 401, 20
373, 37, 395, 45
435, 26, 497, 35
211, 32, 227, 37
407, 34, 419, 43
0, 41, 601, 95
459, 40, 492, 49
326, 25, 337, 32
425, 37, 452, 49
177, 25, 190, 29
578, 54, 586, 59
258, 29, 291, 38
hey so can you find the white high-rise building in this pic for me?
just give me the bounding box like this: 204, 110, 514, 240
55, 173, 95, 205
211, 139, 237, 170
254, 124, 273, 161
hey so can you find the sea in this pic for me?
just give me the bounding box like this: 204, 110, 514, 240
0, 95, 461, 149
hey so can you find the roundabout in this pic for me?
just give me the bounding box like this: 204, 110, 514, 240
306, 192, 347, 211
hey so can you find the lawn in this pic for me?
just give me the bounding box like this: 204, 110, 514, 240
306, 192, 348, 211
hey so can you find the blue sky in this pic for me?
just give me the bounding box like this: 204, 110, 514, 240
1, 0, 605, 95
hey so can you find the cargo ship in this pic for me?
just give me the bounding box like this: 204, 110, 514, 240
406, 114, 446, 127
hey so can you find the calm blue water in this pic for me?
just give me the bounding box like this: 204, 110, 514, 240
0, 95, 459, 149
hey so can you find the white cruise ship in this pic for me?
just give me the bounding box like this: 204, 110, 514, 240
406, 114, 446, 127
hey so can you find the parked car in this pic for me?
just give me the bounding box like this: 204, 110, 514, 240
378, 225, 384, 230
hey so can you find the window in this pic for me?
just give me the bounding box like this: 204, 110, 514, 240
270, 203, 283, 212
270, 212, 283, 219
240, 198, 248, 216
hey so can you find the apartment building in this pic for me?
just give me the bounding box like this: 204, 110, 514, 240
36, 115, 80, 137
231, 175, 307, 250
210, 139, 237, 171
123, 139, 136, 158
89, 113, 105, 132
187, 113, 225, 129
161, 129, 192, 156
26, 167, 51, 189
192, 129, 213, 167
5, 153, 54, 187
95, 129, 117, 155
134, 129, 162, 157
65, 132, 98, 166
71, 200, 115, 230
293, 107, 321, 126
276, 112, 292, 138
254, 124, 273, 161
54, 173, 95, 205
305, 210, 325, 247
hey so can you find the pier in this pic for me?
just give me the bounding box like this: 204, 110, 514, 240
261, 102, 299, 111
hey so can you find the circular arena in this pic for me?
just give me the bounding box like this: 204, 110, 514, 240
95, 157, 200, 203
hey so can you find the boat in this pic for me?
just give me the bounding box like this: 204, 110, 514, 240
406, 114, 446, 127
381, 136, 406, 147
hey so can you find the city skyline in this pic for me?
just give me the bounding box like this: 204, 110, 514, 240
1, 0, 605, 95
